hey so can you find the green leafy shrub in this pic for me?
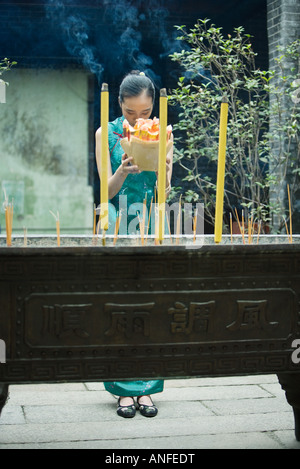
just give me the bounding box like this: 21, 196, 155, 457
169, 19, 300, 232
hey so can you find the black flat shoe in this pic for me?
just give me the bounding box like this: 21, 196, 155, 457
117, 397, 136, 418
137, 396, 158, 417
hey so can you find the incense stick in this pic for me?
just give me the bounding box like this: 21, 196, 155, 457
248, 214, 253, 244
102, 229, 106, 246
93, 203, 96, 236
140, 193, 147, 246
166, 211, 172, 243
49, 210, 60, 246
193, 208, 198, 243
23, 227, 27, 247
283, 217, 291, 243
5, 204, 13, 247
234, 208, 245, 245
176, 195, 182, 245
4, 195, 13, 247
287, 184, 293, 243
256, 220, 262, 244
145, 197, 153, 245
113, 213, 121, 246
242, 210, 245, 243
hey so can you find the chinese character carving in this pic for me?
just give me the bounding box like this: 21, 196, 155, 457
104, 302, 154, 338
227, 300, 279, 332
42, 304, 91, 338
168, 301, 215, 334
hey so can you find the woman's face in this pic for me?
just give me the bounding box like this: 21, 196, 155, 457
120, 90, 153, 127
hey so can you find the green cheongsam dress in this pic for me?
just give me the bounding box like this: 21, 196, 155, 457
103, 116, 164, 397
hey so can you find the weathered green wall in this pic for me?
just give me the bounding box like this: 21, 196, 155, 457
0, 68, 93, 234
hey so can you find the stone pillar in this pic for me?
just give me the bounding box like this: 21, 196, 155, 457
267, 0, 300, 232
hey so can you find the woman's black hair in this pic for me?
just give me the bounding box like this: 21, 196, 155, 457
119, 70, 155, 103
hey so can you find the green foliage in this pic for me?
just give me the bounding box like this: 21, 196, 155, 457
169, 19, 300, 232
0, 58, 16, 83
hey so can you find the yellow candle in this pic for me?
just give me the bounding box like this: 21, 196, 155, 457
157, 88, 168, 243
100, 83, 109, 231
214, 97, 229, 244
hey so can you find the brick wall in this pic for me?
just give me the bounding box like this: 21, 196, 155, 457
267, 0, 300, 232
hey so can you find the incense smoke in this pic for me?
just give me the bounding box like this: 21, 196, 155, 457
45, 0, 104, 81
45, 0, 182, 86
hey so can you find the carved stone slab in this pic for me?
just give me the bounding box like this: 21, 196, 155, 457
0, 243, 300, 382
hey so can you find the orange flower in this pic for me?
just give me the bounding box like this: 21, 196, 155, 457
123, 117, 172, 142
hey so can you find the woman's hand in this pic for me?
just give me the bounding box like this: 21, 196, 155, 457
155, 155, 172, 179
166, 155, 172, 175
119, 153, 141, 176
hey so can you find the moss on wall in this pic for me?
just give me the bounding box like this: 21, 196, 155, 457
0, 68, 93, 234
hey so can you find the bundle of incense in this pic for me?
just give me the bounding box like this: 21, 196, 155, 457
123, 118, 172, 142
49, 210, 60, 247
4, 201, 13, 247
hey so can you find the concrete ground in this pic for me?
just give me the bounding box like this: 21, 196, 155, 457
0, 374, 300, 449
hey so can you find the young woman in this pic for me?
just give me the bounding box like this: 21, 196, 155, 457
95, 71, 173, 418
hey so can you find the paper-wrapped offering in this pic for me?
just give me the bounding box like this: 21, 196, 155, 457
120, 118, 173, 172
